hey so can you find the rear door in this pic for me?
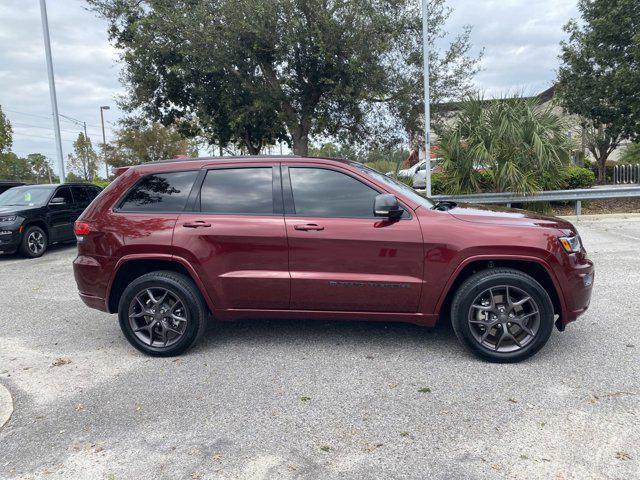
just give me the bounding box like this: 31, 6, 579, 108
283, 164, 424, 313
173, 164, 289, 310
71, 186, 91, 219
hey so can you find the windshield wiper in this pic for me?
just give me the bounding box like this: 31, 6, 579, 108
432, 201, 457, 211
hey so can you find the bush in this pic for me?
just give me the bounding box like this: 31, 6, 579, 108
93, 180, 111, 189
561, 166, 596, 189
431, 172, 446, 195
620, 143, 640, 164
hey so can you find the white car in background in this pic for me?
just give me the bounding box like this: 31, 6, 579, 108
412, 160, 442, 189
386, 159, 428, 178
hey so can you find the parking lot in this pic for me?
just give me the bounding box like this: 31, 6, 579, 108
0, 215, 638, 480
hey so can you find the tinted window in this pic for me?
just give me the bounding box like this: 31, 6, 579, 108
86, 187, 101, 201
200, 168, 273, 214
119, 171, 198, 212
71, 186, 91, 206
54, 187, 73, 205
289, 168, 378, 217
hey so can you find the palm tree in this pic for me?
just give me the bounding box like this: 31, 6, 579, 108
439, 95, 574, 194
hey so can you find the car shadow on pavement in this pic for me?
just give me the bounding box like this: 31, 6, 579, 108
196, 315, 462, 355
0, 242, 77, 262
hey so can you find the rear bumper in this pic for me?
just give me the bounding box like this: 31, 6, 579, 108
79, 292, 109, 312
73, 254, 110, 312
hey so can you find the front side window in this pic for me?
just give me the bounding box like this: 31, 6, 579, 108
289, 167, 379, 218
200, 168, 273, 214
119, 171, 198, 212
53, 187, 74, 205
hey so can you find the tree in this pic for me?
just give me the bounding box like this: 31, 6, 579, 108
67, 132, 99, 181
557, 0, 640, 183
0, 105, 12, 154
438, 96, 573, 194
387, 0, 482, 152
619, 142, 640, 164
103, 120, 198, 168
27, 154, 57, 183
89, 0, 477, 156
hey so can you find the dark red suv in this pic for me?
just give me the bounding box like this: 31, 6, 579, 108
73, 156, 594, 362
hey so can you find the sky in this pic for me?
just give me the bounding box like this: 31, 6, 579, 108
0, 0, 580, 176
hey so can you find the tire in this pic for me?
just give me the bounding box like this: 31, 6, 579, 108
118, 271, 208, 356
450, 268, 555, 363
19, 225, 48, 258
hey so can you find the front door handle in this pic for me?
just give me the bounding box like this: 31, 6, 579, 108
183, 221, 212, 228
294, 223, 324, 231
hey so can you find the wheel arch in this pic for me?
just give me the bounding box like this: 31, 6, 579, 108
22, 220, 50, 241
107, 255, 215, 314
435, 255, 565, 327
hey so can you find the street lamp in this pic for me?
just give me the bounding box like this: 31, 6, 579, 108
100, 106, 110, 178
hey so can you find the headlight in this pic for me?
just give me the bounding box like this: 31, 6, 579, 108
0, 216, 17, 223
559, 235, 582, 253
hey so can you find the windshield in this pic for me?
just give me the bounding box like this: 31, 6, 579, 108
352, 163, 435, 209
0, 186, 54, 207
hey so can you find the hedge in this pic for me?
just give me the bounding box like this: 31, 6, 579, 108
425, 165, 595, 195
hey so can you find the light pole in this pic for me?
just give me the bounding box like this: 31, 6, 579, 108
100, 106, 110, 178
421, 0, 432, 197
38, 0, 65, 183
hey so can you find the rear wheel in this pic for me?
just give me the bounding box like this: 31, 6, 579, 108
118, 271, 208, 356
450, 268, 555, 363
19, 226, 47, 258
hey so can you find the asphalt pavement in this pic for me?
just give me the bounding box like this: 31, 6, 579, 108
0, 216, 638, 480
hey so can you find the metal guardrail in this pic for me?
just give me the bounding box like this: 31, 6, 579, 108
431, 185, 640, 216
614, 164, 640, 184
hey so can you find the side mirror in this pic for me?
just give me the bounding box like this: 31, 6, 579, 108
49, 197, 66, 206
374, 194, 404, 219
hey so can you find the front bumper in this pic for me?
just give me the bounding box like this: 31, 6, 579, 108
0, 226, 22, 253
559, 256, 594, 327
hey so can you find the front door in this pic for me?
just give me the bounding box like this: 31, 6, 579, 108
283, 165, 424, 312
173, 164, 290, 310
47, 186, 75, 242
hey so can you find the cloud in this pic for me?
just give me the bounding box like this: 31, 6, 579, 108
0, 0, 580, 175
0, 0, 123, 175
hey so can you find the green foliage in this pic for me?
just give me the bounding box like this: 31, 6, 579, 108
438, 95, 573, 194
67, 133, 99, 182
388, 0, 482, 149
0, 105, 12, 154
557, 0, 640, 182
620, 143, 640, 164
90, 0, 417, 155
561, 166, 596, 189
93, 180, 111, 189
89, 1, 480, 156
0, 152, 58, 183
103, 120, 198, 168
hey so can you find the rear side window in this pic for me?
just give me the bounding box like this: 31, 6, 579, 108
289, 167, 378, 218
119, 171, 198, 212
71, 186, 91, 206
200, 168, 273, 215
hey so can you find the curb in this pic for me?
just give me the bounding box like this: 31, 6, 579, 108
0, 383, 13, 431
559, 212, 640, 221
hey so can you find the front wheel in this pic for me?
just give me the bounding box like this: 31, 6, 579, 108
118, 271, 208, 356
450, 268, 555, 363
19, 226, 48, 258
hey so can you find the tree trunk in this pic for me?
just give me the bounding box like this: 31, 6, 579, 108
597, 155, 607, 184
291, 132, 309, 156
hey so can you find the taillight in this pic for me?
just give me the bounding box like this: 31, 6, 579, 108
74, 221, 91, 236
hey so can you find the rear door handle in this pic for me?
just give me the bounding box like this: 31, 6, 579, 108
294, 223, 324, 231
183, 221, 212, 228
